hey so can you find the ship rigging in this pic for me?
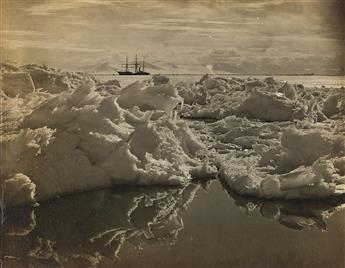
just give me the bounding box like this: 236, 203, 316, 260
117, 54, 150, 75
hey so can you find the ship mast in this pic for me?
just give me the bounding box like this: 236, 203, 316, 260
125, 55, 129, 72
134, 54, 138, 73
142, 56, 145, 72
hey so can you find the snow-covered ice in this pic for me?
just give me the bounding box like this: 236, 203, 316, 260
1, 63, 345, 208
1, 64, 215, 207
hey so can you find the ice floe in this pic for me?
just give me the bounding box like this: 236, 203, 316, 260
1, 66, 214, 207
1, 64, 344, 208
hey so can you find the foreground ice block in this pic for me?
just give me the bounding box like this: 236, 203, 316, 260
2, 79, 214, 207
1, 72, 35, 97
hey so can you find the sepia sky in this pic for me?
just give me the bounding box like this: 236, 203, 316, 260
1, 0, 344, 74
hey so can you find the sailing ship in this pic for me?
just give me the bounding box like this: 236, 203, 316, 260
117, 54, 150, 75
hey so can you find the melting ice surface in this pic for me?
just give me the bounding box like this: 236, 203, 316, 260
1, 180, 344, 267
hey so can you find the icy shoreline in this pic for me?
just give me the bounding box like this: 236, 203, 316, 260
1, 63, 345, 207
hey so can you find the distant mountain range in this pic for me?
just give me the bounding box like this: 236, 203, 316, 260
77, 61, 276, 75
79, 60, 331, 75
79, 61, 176, 74
79, 62, 117, 73
79, 59, 251, 74
210, 63, 244, 74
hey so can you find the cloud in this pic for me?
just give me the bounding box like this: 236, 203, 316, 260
1, 47, 110, 70
211, 54, 344, 75
199, 49, 241, 64
262, 0, 345, 38
3, 38, 104, 53
159, 18, 200, 24
2, 0, 343, 74
23, 0, 112, 16
1, 30, 45, 37
120, 22, 229, 34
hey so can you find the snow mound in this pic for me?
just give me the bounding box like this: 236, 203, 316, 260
322, 93, 345, 117
220, 127, 345, 199
236, 88, 305, 121
2, 78, 213, 207
21, 64, 72, 93
152, 74, 170, 85
117, 79, 183, 116
177, 83, 207, 105
1, 72, 36, 97
209, 116, 281, 149
178, 76, 340, 123
2, 67, 344, 207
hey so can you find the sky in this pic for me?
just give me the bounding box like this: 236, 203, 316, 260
1, 0, 344, 74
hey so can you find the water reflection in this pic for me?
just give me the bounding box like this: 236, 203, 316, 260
1, 180, 344, 267
222, 181, 345, 231
1, 184, 200, 267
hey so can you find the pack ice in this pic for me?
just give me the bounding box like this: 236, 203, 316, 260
181, 75, 345, 199
1, 65, 214, 207
1, 63, 345, 207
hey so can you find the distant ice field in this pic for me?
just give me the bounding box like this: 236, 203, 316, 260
95, 73, 345, 88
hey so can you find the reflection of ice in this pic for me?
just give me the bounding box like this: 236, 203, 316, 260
1, 183, 200, 267
221, 180, 345, 231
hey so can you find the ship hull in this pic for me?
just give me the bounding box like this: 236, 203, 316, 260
117, 71, 150, 76
117, 71, 134, 75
